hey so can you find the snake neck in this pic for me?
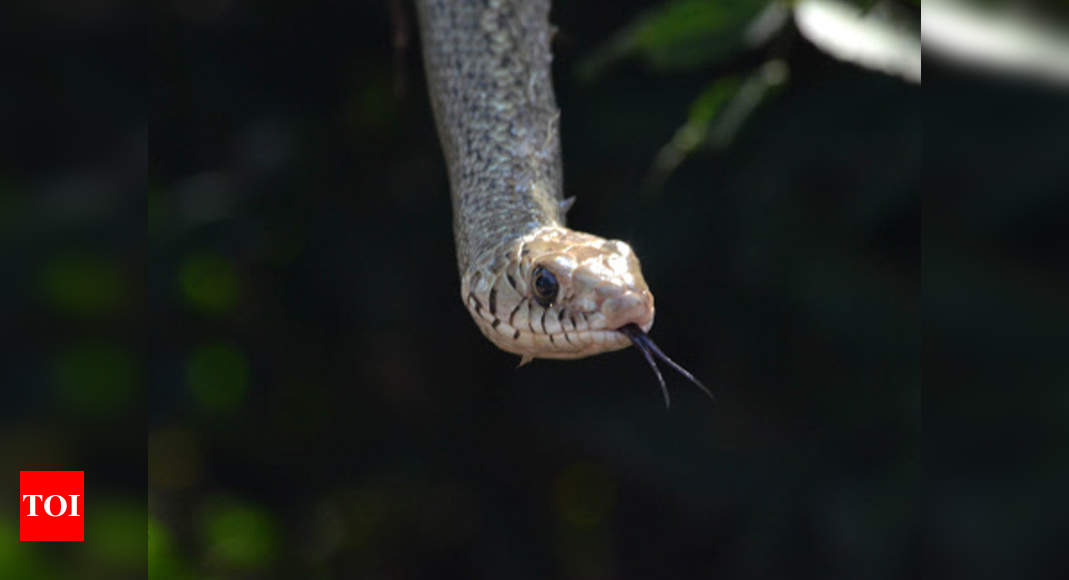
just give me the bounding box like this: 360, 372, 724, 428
415, 0, 566, 276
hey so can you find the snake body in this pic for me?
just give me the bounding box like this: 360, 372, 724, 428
415, 0, 713, 404
415, 0, 656, 364
413, 0, 727, 412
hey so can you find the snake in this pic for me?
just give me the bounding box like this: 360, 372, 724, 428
414, 0, 712, 405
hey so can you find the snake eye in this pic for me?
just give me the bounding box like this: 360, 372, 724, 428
531, 265, 558, 307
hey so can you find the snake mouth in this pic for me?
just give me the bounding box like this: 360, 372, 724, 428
618, 323, 715, 408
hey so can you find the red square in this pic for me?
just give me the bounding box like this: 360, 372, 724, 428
19, 471, 84, 541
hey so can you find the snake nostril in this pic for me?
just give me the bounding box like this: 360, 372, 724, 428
602, 291, 653, 330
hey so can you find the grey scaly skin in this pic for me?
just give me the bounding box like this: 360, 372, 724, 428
415, 0, 654, 363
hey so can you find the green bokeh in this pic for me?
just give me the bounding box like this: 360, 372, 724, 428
149, 516, 189, 580
198, 500, 279, 569
0, 518, 50, 578
81, 499, 146, 569
52, 343, 136, 417
179, 253, 238, 313
39, 253, 127, 316
186, 342, 250, 412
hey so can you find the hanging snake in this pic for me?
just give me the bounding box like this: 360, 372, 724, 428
414, 0, 711, 405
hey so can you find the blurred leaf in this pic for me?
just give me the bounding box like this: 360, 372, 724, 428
179, 253, 238, 314
198, 499, 279, 569
688, 77, 743, 127
39, 253, 127, 316
642, 75, 740, 192
53, 343, 137, 417
186, 342, 249, 413
578, 0, 775, 79
644, 60, 789, 192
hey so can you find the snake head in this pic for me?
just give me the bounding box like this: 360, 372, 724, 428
462, 226, 654, 360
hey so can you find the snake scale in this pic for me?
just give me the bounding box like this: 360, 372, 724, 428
414, 0, 711, 405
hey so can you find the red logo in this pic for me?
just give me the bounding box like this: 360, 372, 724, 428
19, 471, 84, 541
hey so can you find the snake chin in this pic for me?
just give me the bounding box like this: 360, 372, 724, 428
507, 328, 634, 361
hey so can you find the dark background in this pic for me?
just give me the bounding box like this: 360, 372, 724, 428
149, 1, 920, 578
3, 0, 1065, 578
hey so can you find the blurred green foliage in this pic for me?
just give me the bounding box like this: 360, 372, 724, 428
197, 499, 279, 571
688, 77, 743, 128
148, 517, 188, 580
0, 501, 145, 577
579, 0, 770, 78
584, 0, 918, 189
52, 342, 137, 418
0, 518, 54, 579
644, 74, 742, 189
39, 253, 127, 316
186, 342, 249, 413
581, 0, 795, 190
80, 499, 146, 570
179, 253, 238, 314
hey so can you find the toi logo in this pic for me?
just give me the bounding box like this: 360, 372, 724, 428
19, 471, 84, 541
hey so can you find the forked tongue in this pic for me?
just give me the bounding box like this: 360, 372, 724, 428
618, 323, 715, 408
